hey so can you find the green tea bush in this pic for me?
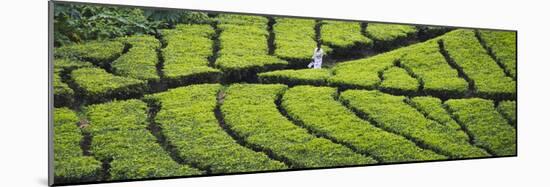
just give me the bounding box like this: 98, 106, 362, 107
445, 98, 517, 156
146, 84, 287, 173
273, 18, 318, 65
217, 14, 269, 27
441, 30, 516, 98
54, 40, 125, 67
478, 30, 517, 78
112, 35, 161, 82
497, 100, 517, 126
222, 84, 376, 168
366, 23, 417, 50
409, 97, 463, 131
216, 23, 287, 81
328, 51, 401, 89
53, 108, 102, 183
84, 100, 202, 180
71, 68, 146, 102
399, 40, 468, 97
282, 86, 445, 162
161, 24, 221, 86
321, 20, 372, 49
258, 69, 331, 86
54, 58, 94, 72
340, 90, 489, 158
379, 67, 419, 95
54, 73, 74, 107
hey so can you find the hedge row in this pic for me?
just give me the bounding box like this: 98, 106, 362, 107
379, 67, 419, 95
161, 24, 221, 86
53, 108, 102, 184
54, 58, 94, 72
340, 90, 489, 158
272, 18, 331, 66
282, 86, 445, 163
222, 84, 376, 168
320, 20, 372, 49
441, 29, 516, 98
84, 100, 203, 180
399, 40, 469, 97
497, 100, 517, 127
408, 96, 463, 131
53, 73, 74, 107
328, 51, 401, 89
146, 84, 287, 173
445, 98, 517, 156
112, 35, 161, 82
478, 30, 517, 79
366, 23, 417, 49
258, 69, 331, 86
216, 15, 288, 81
54, 40, 125, 67
70, 67, 146, 103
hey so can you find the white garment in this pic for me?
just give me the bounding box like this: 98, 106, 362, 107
309, 48, 324, 69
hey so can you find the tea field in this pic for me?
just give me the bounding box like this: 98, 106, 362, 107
52, 14, 517, 184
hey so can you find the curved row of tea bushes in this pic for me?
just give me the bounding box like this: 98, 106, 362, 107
320, 20, 372, 49
111, 35, 161, 82
366, 23, 417, 49
70, 68, 146, 103
408, 96, 463, 131
441, 30, 516, 98
161, 24, 221, 86
216, 14, 288, 81
399, 40, 469, 97
379, 66, 419, 94
328, 51, 400, 89
54, 58, 94, 72
478, 30, 517, 79
221, 84, 377, 168
444, 98, 517, 156
54, 40, 125, 67
282, 86, 445, 162
54, 108, 102, 183
273, 18, 318, 65
341, 90, 489, 158
146, 84, 287, 173
497, 100, 517, 127
53, 73, 74, 107
258, 69, 331, 86
84, 100, 202, 180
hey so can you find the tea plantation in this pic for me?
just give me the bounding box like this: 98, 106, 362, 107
52, 14, 517, 184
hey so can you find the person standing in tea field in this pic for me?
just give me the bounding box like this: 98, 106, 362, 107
308, 45, 324, 69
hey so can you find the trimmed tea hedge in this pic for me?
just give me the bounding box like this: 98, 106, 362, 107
409, 96, 463, 131
217, 14, 269, 27
321, 20, 372, 48
84, 100, 203, 180
366, 23, 417, 49
441, 29, 516, 98
273, 18, 318, 65
328, 51, 401, 89
379, 67, 419, 94
282, 86, 445, 163
340, 90, 489, 158
222, 84, 376, 168
497, 100, 517, 126
216, 16, 288, 81
71, 67, 146, 102
112, 35, 160, 82
54, 73, 74, 107
258, 69, 330, 86
53, 108, 102, 183
399, 40, 469, 97
146, 84, 287, 173
54, 40, 125, 67
445, 98, 517, 156
54, 58, 94, 72
478, 30, 517, 78
161, 24, 221, 86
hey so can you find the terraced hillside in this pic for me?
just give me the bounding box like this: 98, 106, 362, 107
52, 14, 517, 184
